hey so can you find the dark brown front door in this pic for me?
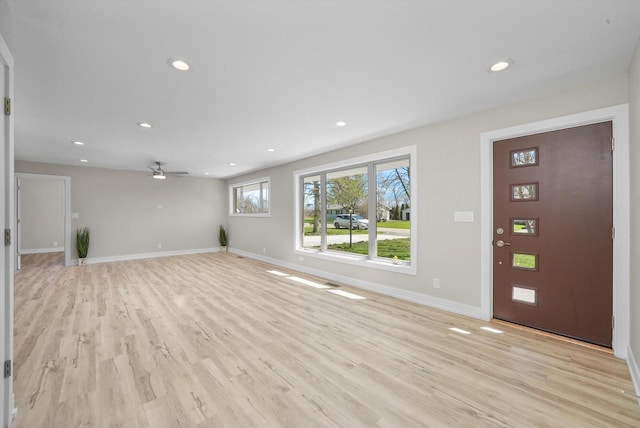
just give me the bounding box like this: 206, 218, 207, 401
493, 122, 613, 347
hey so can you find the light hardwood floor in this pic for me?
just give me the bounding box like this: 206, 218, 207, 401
13, 252, 640, 427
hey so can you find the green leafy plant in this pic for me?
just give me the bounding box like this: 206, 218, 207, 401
76, 227, 90, 259
218, 225, 228, 247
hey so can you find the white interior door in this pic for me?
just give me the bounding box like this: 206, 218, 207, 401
1, 33, 15, 428
0, 48, 6, 428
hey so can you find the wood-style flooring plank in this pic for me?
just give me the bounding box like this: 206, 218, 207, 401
13, 252, 640, 427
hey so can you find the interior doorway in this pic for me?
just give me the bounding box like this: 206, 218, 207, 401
15, 174, 71, 268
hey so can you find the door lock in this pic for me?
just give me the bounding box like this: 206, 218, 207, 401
496, 240, 511, 248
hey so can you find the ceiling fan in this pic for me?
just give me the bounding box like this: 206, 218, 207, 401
149, 161, 189, 180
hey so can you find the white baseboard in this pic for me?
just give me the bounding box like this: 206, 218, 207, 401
20, 247, 64, 254
230, 248, 486, 320
68, 247, 219, 266
628, 345, 640, 403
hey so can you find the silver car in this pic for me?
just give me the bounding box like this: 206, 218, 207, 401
334, 214, 369, 230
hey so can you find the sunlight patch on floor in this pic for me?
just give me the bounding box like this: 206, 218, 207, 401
327, 289, 366, 300
267, 269, 366, 299
288, 276, 331, 289
481, 326, 504, 334
449, 327, 471, 335
267, 270, 289, 277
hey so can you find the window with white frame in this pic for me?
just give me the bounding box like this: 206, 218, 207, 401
296, 146, 416, 272
230, 178, 270, 215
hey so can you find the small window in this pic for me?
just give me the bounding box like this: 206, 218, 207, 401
510, 183, 538, 201
511, 218, 538, 236
512, 285, 537, 305
510, 147, 538, 168
230, 177, 270, 216
511, 252, 538, 271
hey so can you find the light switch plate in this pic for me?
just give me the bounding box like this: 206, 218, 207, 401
454, 211, 474, 222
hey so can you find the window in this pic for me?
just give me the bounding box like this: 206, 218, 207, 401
326, 166, 369, 256
295, 146, 416, 274
230, 177, 270, 216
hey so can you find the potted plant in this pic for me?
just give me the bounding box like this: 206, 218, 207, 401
76, 227, 90, 265
218, 225, 228, 252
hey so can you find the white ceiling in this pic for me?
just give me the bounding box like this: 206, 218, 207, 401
8, 0, 640, 179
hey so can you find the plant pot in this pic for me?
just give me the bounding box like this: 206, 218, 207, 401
220, 246, 227, 253
78, 258, 87, 266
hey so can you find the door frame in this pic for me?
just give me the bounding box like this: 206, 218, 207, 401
0, 32, 15, 427
15, 174, 71, 267
480, 104, 630, 359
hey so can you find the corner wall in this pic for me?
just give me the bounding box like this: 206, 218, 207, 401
15, 161, 227, 262
628, 37, 640, 394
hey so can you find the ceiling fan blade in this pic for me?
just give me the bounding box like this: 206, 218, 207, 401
166, 171, 189, 175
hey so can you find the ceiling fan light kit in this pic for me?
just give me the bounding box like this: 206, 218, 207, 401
149, 161, 188, 180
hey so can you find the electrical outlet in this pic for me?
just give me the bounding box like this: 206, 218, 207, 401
158, 243, 162, 249
433, 278, 441, 289
262, 247, 266, 253
53, 241, 58, 247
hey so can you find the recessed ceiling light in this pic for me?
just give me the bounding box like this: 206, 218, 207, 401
336, 121, 346, 127
490, 59, 513, 72
72, 141, 85, 146
80, 159, 88, 163
168, 58, 190, 72
137, 122, 152, 128
229, 163, 237, 166
267, 148, 275, 152
204, 172, 210, 175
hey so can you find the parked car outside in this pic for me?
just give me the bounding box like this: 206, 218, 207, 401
334, 214, 369, 230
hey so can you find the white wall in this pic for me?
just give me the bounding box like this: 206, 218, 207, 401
15, 162, 227, 261
628, 37, 640, 390
0, 0, 12, 50
227, 75, 628, 313
19, 177, 65, 252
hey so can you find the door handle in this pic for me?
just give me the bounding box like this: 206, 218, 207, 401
496, 240, 511, 247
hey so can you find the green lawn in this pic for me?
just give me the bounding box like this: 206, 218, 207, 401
327, 238, 410, 260
377, 220, 410, 229
513, 253, 536, 269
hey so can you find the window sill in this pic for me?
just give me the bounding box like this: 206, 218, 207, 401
229, 213, 271, 218
295, 248, 416, 275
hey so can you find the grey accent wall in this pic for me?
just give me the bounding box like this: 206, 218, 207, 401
19, 177, 64, 251
629, 39, 640, 369
227, 74, 628, 308
15, 162, 227, 259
